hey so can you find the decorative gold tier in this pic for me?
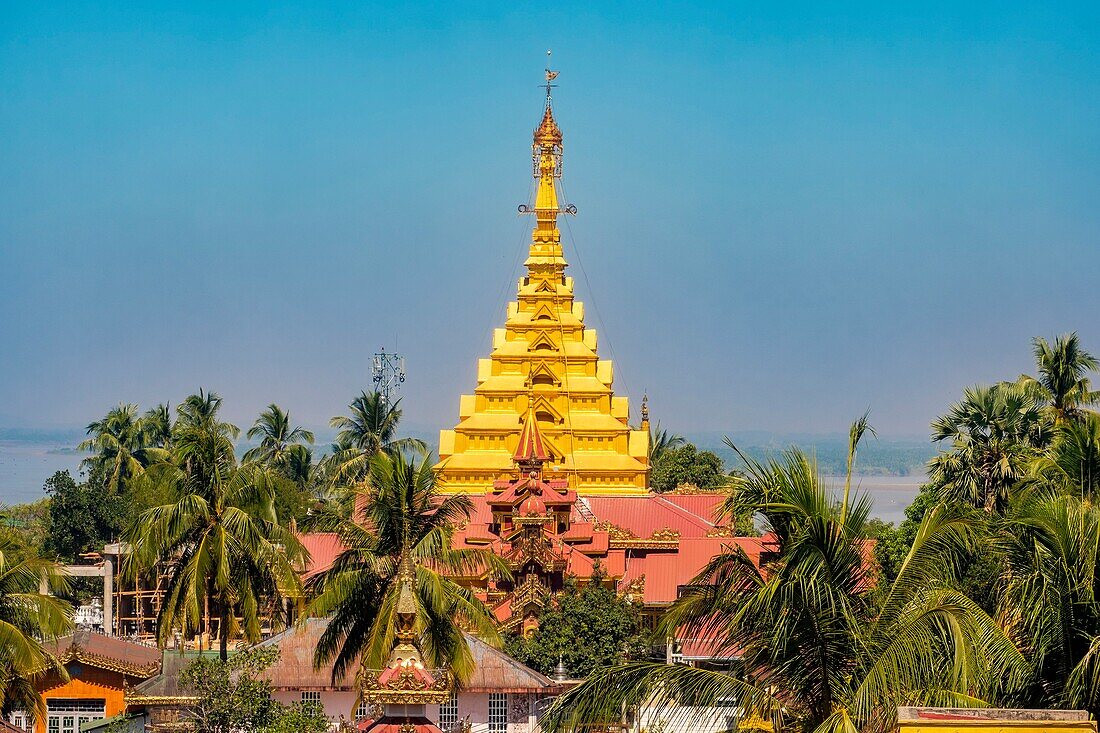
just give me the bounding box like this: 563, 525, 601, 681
435, 88, 649, 496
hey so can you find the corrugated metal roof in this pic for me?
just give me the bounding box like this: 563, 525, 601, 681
257, 618, 558, 694
298, 532, 345, 578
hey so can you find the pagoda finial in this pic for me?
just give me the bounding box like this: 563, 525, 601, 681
641, 393, 650, 430
543, 49, 559, 108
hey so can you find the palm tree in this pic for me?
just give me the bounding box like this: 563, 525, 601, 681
307, 451, 506, 684
124, 393, 304, 660
1031, 413, 1100, 498
327, 392, 426, 484
79, 403, 164, 493
243, 403, 315, 468
543, 428, 1023, 733
929, 383, 1047, 513
997, 491, 1100, 716
648, 423, 686, 466
176, 389, 234, 433
1018, 333, 1100, 424
0, 537, 73, 725
141, 403, 174, 450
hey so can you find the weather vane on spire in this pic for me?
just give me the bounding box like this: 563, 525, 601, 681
544, 49, 559, 106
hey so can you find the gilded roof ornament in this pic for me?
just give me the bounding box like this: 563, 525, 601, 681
534, 104, 563, 149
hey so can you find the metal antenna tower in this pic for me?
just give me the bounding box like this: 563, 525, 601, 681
371, 348, 406, 405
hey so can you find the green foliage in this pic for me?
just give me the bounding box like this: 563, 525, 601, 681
506, 571, 646, 679
0, 500, 49, 564
78, 403, 169, 495
0, 535, 73, 724
41, 471, 129, 561
180, 648, 328, 733
650, 443, 727, 493
1016, 332, 1100, 424
648, 424, 686, 466
326, 392, 427, 485
996, 492, 1100, 716
929, 382, 1048, 513
869, 486, 938, 582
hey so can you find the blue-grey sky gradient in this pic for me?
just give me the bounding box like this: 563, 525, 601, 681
2, 1, 1099, 439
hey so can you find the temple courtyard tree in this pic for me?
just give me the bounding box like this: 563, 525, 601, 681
506, 569, 646, 679
307, 451, 506, 684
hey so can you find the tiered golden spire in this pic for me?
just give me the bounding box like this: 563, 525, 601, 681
435, 66, 651, 495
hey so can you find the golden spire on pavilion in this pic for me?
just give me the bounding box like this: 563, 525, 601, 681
434, 61, 651, 496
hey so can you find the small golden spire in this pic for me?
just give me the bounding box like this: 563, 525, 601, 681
640, 393, 650, 430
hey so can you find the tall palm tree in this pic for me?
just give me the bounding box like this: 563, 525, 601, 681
648, 423, 686, 466
79, 403, 164, 493
0, 538, 73, 725
997, 491, 1100, 716
929, 383, 1047, 513
1018, 333, 1100, 424
243, 403, 315, 467
543, 429, 1023, 733
307, 451, 506, 684
327, 392, 426, 484
124, 393, 304, 660
176, 389, 234, 433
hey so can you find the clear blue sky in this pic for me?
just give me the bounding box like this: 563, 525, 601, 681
2, 1, 1098, 439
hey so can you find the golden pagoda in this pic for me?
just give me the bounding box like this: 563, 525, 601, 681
436, 70, 650, 495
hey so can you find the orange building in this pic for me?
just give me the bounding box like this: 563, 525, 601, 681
22, 631, 160, 733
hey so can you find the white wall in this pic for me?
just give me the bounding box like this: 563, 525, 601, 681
272, 689, 359, 726
272, 690, 553, 732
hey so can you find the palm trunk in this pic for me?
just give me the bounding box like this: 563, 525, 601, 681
219, 607, 230, 661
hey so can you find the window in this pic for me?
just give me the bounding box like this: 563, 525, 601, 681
301, 691, 322, 705
8, 713, 31, 732
438, 694, 459, 730
488, 692, 508, 733
46, 699, 105, 733
355, 702, 372, 721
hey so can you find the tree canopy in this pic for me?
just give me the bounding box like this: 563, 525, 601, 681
506, 569, 647, 679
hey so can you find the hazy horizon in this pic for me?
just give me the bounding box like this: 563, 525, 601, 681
3, 2, 1099, 443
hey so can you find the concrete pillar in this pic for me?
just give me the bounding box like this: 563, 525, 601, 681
102, 559, 113, 635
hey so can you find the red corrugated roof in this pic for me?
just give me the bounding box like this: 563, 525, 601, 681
658, 494, 726, 524
298, 532, 345, 579
621, 537, 763, 605
582, 495, 723, 537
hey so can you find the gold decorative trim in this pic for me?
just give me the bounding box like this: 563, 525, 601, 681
593, 521, 635, 540
59, 648, 160, 677
608, 527, 681, 549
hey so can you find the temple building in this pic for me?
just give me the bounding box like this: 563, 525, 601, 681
435, 80, 650, 495
439, 72, 764, 639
